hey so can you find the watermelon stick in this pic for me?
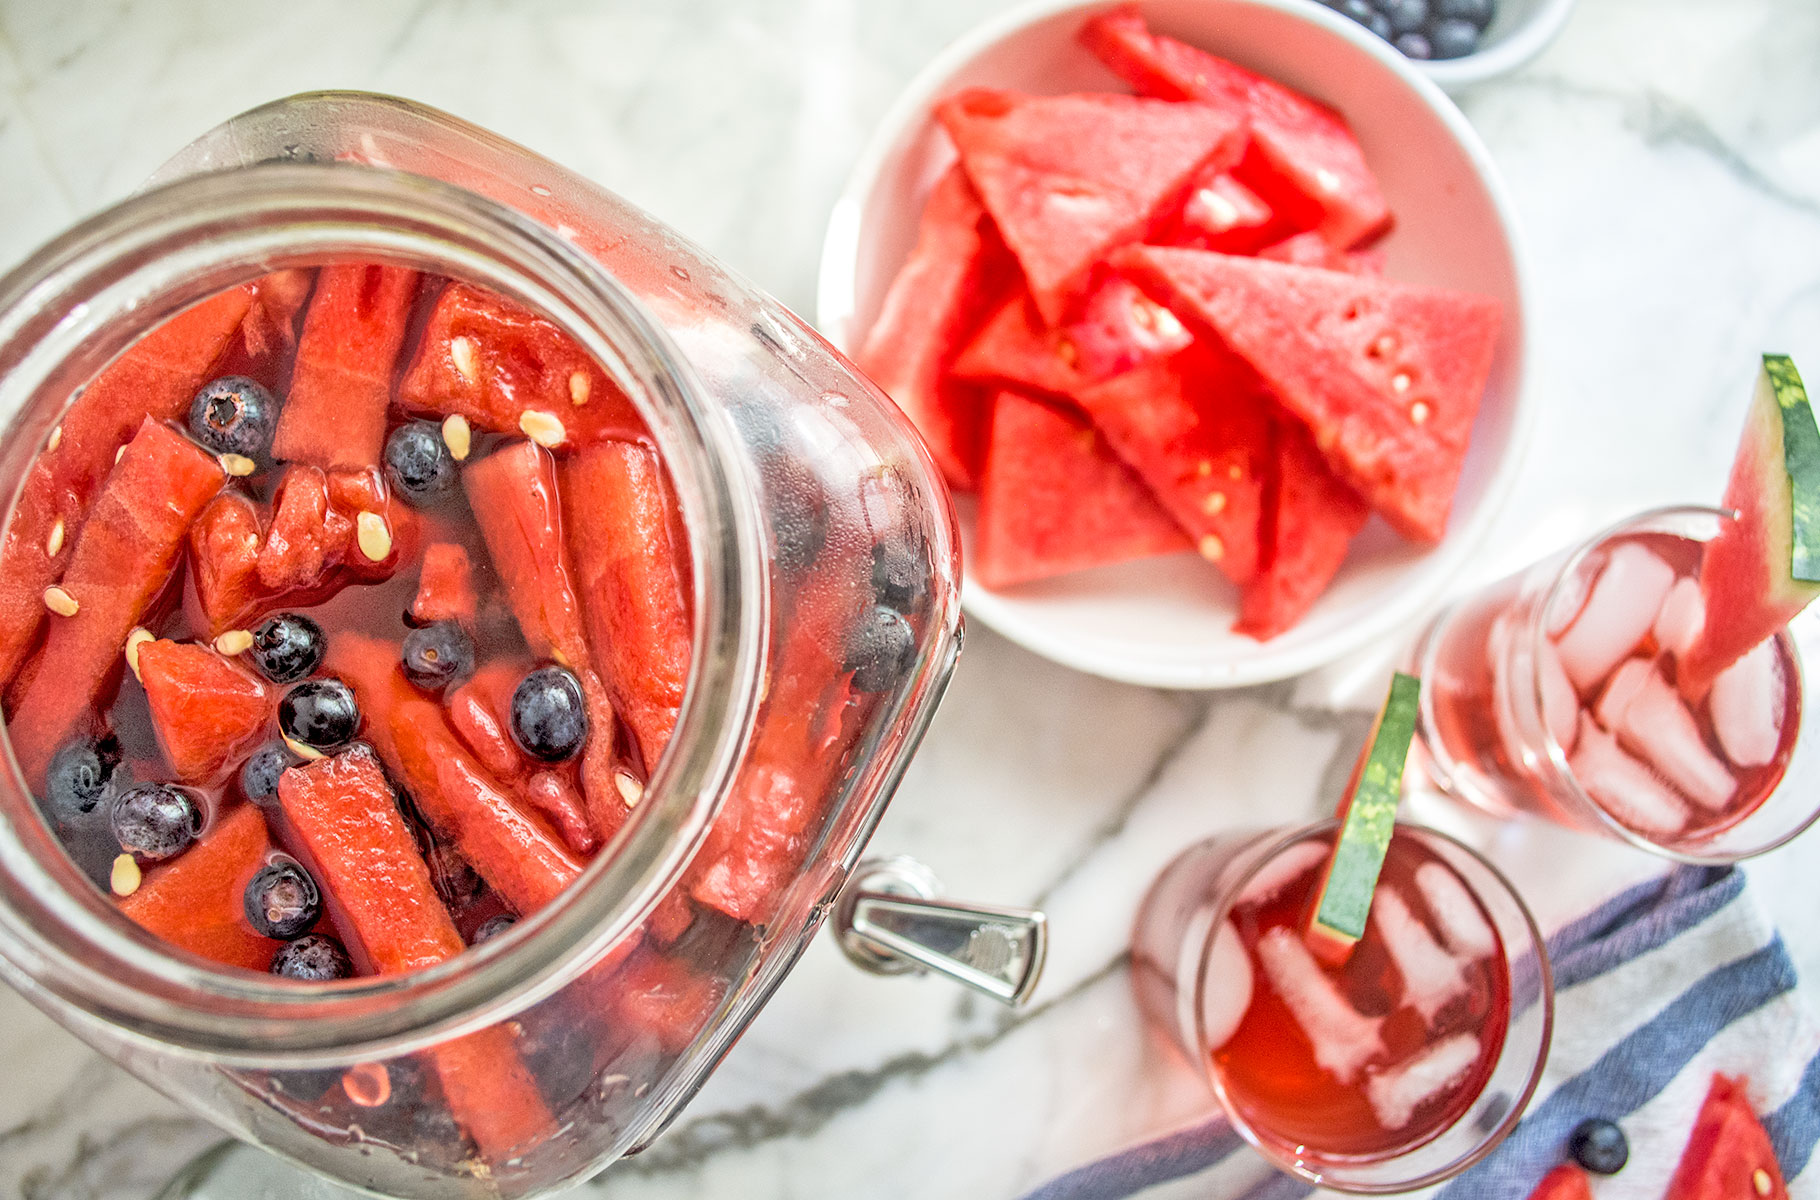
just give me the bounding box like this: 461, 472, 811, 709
1305, 672, 1421, 964
1681, 354, 1820, 693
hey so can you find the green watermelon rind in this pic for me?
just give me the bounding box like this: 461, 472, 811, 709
1764, 354, 1820, 583
1312, 671, 1419, 944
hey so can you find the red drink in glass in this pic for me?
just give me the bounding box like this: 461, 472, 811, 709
1132, 821, 1551, 1192
1414, 506, 1817, 861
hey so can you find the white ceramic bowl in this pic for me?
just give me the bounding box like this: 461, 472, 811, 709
1414, 0, 1579, 92
817, 0, 1534, 689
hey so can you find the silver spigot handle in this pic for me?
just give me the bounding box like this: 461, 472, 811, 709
832, 857, 1047, 1007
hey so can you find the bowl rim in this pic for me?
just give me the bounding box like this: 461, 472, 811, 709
815, 0, 1538, 689
1416, 0, 1579, 90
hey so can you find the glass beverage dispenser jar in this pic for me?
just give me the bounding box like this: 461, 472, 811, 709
0, 94, 1038, 1197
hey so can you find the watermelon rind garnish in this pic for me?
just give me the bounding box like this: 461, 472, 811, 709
1682, 354, 1820, 693
1310, 672, 1419, 950
1764, 353, 1820, 583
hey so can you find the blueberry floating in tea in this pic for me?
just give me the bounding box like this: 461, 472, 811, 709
510, 665, 589, 762
110, 782, 203, 861
244, 860, 323, 940
280, 678, 360, 752
271, 933, 354, 981
189, 376, 280, 462
250, 613, 326, 685
402, 620, 477, 691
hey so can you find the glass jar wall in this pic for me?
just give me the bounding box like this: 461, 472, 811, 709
0, 94, 961, 1197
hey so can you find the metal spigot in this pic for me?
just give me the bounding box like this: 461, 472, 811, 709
832, 857, 1047, 1007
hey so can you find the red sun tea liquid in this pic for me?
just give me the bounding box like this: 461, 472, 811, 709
1423, 531, 1800, 849
1213, 834, 1510, 1159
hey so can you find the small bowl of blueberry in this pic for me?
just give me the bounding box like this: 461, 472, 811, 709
1319, 0, 1577, 89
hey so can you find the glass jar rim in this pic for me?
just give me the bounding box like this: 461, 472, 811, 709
0, 161, 766, 1061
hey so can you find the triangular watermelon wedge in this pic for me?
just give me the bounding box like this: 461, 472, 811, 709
1070, 346, 1270, 586
1170, 169, 1281, 254
952, 275, 1193, 399
1681, 355, 1820, 694
1259, 231, 1386, 277
974, 390, 1187, 588
1116, 246, 1500, 544
1237, 419, 1371, 640
1664, 1074, 1789, 1200
856, 165, 1008, 489
1079, 4, 1390, 249
936, 88, 1244, 326
138, 639, 275, 784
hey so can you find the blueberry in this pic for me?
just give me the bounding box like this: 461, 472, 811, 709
871, 540, 928, 614
401, 621, 476, 692
844, 605, 915, 694
753, 447, 827, 575
279, 679, 361, 751
384, 421, 456, 502
1428, 16, 1481, 57
250, 613, 325, 684
188, 376, 279, 461
425, 842, 483, 909
240, 742, 294, 804
44, 737, 123, 822
1568, 1118, 1629, 1175
471, 914, 517, 945
1334, 0, 1375, 26
1396, 31, 1435, 57
110, 783, 203, 861
1381, 0, 1428, 34
244, 860, 322, 940
271, 934, 353, 981
510, 666, 588, 762
518, 1001, 597, 1107
1363, 10, 1393, 38
1435, 0, 1493, 27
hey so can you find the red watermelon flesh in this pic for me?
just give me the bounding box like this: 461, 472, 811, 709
0, 285, 250, 689
6, 419, 225, 789
118, 803, 287, 972
1070, 346, 1269, 586
235, 269, 317, 368
561, 439, 694, 773
1664, 1074, 1789, 1200
937, 87, 1244, 325
397, 281, 647, 448
1117, 246, 1499, 544
974, 390, 1188, 589
953, 275, 1193, 399
1681, 356, 1820, 694
271, 264, 420, 472
464, 440, 626, 843
856, 165, 1003, 490
137, 639, 274, 784
188, 492, 266, 635
1079, 5, 1390, 249
1172, 170, 1280, 254
275, 746, 554, 1161
1236, 419, 1371, 640
1524, 1166, 1593, 1200
411, 542, 478, 626
1260, 230, 1386, 277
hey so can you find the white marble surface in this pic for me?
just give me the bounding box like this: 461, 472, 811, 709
3, 0, 1820, 1196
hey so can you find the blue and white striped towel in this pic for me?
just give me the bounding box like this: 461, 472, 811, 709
1023, 866, 1820, 1199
